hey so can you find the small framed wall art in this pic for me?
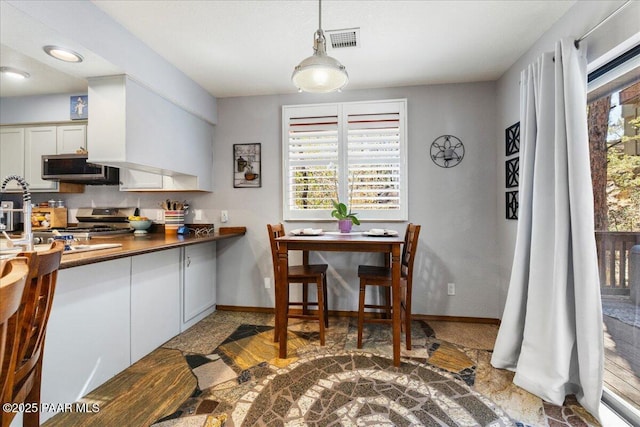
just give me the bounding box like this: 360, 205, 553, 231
233, 143, 261, 188
70, 95, 88, 120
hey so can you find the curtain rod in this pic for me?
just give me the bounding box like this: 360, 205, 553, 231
574, 1, 632, 48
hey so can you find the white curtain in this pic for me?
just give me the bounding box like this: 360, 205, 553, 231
491, 38, 604, 419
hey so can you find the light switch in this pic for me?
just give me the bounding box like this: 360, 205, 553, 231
221, 210, 228, 223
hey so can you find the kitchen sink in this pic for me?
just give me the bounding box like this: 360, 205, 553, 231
0, 244, 51, 260
0, 243, 122, 259
65, 243, 122, 253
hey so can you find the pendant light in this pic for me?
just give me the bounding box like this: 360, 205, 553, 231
292, 0, 348, 93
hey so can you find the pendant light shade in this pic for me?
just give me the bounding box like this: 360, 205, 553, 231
292, 1, 348, 93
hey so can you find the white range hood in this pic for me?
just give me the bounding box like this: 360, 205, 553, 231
87, 75, 214, 192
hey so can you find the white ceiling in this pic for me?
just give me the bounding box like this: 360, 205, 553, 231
1, 0, 577, 99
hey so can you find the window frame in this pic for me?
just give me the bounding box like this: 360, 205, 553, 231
282, 98, 408, 222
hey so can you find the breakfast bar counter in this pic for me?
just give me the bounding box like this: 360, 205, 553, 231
59, 228, 247, 268
32, 226, 246, 423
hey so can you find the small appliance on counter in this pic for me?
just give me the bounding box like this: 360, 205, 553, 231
0, 201, 20, 232
32, 207, 136, 243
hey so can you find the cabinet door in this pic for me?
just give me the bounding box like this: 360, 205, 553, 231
57, 124, 87, 153
25, 126, 57, 191
41, 258, 131, 423
182, 242, 216, 331
131, 248, 181, 363
119, 168, 163, 190
0, 127, 25, 191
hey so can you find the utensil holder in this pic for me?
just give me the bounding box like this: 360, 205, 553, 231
164, 210, 185, 234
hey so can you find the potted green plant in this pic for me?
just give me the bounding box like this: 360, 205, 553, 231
331, 200, 360, 233
328, 163, 360, 232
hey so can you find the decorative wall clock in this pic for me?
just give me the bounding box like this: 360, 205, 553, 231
430, 135, 465, 168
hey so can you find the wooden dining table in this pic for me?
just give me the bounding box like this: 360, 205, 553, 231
275, 231, 405, 366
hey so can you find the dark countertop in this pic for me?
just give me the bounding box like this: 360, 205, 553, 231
59, 229, 246, 269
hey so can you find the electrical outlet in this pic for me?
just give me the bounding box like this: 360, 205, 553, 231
156, 210, 163, 221
447, 283, 455, 296
194, 209, 203, 221
221, 210, 228, 223
264, 277, 272, 289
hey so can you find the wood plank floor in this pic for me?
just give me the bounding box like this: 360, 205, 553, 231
42, 348, 196, 427
603, 315, 640, 411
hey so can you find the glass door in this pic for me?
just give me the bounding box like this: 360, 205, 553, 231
587, 52, 640, 422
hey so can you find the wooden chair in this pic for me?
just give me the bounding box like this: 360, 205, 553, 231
357, 224, 421, 350
267, 224, 328, 345
2, 241, 64, 427
1, 257, 30, 414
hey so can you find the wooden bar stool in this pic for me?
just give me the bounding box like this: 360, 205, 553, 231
267, 224, 329, 345
1, 257, 30, 412
357, 224, 421, 350
2, 241, 64, 427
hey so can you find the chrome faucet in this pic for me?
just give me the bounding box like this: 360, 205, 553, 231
1, 175, 33, 251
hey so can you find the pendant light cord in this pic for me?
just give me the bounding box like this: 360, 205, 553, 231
318, 0, 322, 30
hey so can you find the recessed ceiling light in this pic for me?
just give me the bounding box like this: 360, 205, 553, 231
0, 66, 30, 79
43, 45, 84, 63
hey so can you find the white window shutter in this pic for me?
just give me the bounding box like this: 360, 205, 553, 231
283, 100, 407, 221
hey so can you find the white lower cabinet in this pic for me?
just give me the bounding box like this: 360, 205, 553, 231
36, 244, 217, 423
182, 242, 217, 332
41, 258, 131, 423
131, 249, 181, 363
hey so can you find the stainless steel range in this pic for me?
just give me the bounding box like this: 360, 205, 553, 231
33, 207, 136, 242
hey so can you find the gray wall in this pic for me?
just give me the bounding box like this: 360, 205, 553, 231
1, 81, 501, 318
7, 1, 634, 320
213, 83, 500, 318
0, 93, 87, 124
494, 0, 640, 313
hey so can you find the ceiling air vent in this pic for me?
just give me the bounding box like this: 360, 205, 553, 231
325, 28, 360, 49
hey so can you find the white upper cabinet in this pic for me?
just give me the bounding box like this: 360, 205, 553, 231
0, 124, 86, 193
88, 75, 214, 192
57, 124, 87, 154
119, 168, 163, 190
0, 127, 25, 191
25, 126, 57, 190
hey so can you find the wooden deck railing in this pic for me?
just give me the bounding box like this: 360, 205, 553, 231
595, 231, 640, 295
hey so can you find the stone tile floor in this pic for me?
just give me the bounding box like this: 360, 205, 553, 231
152, 311, 604, 427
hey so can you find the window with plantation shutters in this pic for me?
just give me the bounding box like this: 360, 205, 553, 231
283, 99, 407, 221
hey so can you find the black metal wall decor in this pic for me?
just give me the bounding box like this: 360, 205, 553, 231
505, 122, 520, 219
506, 191, 519, 220
505, 122, 520, 156
430, 135, 465, 168
505, 157, 519, 188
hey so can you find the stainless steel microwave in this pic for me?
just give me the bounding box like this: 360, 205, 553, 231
42, 153, 120, 185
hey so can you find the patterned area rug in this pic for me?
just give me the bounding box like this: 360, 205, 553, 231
231, 351, 512, 426
154, 322, 515, 426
